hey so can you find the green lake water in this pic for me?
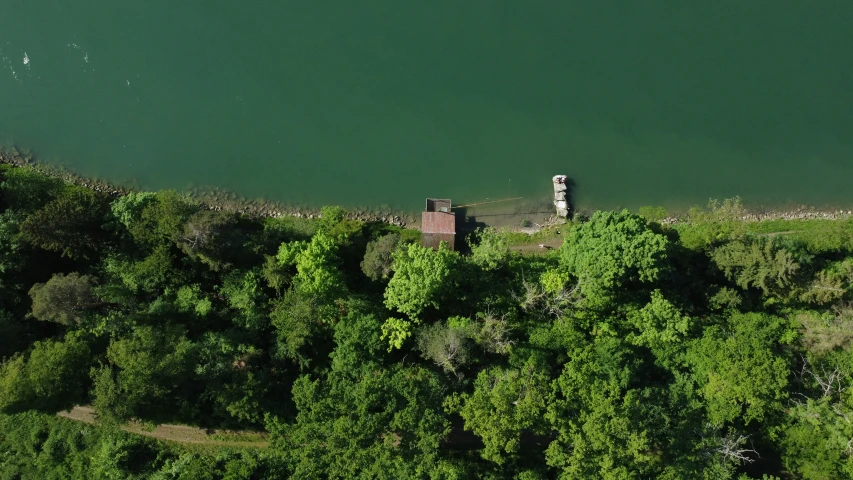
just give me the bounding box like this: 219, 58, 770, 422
1, 1, 852, 212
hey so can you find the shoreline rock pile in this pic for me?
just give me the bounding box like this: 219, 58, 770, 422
553, 175, 569, 218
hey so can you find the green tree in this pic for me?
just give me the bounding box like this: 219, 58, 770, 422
686, 312, 791, 425
778, 351, 853, 479
451, 358, 550, 464
29, 272, 99, 325
103, 246, 175, 295
545, 337, 661, 478
19, 188, 110, 258
270, 289, 329, 367
129, 190, 199, 246
384, 242, 459, 319
220, 269, 268, 331
416, 319, 470, 375
468, 227, 510, 271
0, 333, 92, 413
91, 326, 197, 423
110, 192, 157, 232
177, 209, 238, 271
277, 231, 347, 306
711, 237, 803, 297
0, 166, 65, 213
624, 290, 692, 369
559, 210, 669, 309
0, 211, 26, 309
361, 233, 400, 281
267, 364, 449, 479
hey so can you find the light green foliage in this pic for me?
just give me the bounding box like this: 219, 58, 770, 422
175, 284, 212, 316
317, 205, 347, 231
195, 331, 258, 379
277, 231, 346, 303
739, 218, 853, 254
381, 317, 412, 351
626, 290, 691, 349
0, 412, 168, 479
29, 272, 97, 325
545, 338, 659, 478
416, 320, 470, 374
268, 364, 449, 479
103, 245, 174, 294
774, 351, 853, 479
92, 326, 197, 423
638, 205, 669, 223
711, 237, 803, 296
469, 311, 515, 355
384, 242, 459, 319
468, 227, 510, 271
801, 258, 853, 305
19, 188, 109, 258
709, 286, 743, 311
452, 359, 549, 463
361, 233, 401, 281
220, 269, 267, 330
686, 313, 790, 425
111, 192, 157, 231
559, 210, 669, 309
677, 197, 749, 249
0, 333, 92, 413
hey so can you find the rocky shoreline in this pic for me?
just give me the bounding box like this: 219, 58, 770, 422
2, 147, 850, 230
0, 148, 411, 227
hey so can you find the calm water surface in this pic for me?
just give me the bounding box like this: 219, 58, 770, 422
1, 1, 852, 211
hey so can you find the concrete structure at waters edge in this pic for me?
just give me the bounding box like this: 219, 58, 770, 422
553, 175, 569, 218
422, 198, 456, 250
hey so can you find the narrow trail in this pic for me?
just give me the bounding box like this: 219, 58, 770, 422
57, 406, 269, 448
509, 237, 563, 254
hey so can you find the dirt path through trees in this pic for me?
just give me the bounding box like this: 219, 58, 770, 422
58, 406, 268, 448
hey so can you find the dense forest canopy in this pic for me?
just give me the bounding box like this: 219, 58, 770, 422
1, 164, 853, 479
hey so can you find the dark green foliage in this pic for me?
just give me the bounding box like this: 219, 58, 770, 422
267, 363, 450, 479
177, 209, 239, 270
91, 325, 198, 424
3, 170, 853, 478
270, 288, 329, 368
128, 190, 199, 245
19, 188, 110, 258
0, 165, 66, 213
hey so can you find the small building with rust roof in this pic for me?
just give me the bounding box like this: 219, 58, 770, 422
421, 198, 456, 250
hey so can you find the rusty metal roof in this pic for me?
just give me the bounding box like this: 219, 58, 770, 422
422, 233, 456, 251
422, 211, 456, 235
